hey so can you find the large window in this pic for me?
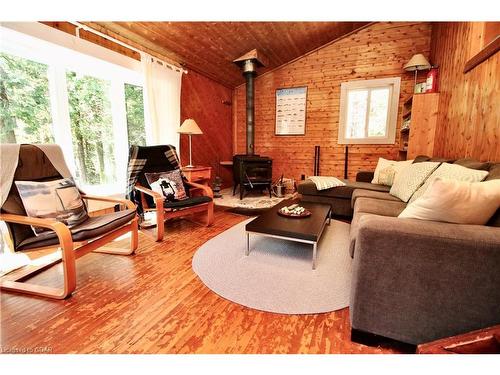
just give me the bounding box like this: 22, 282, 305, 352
338, 77, 400, 144
0, 53, 54, 144
0, 25, 147, 194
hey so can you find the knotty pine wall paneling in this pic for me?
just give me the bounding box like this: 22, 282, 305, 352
180, 70, 233, 188
431, 22, 500, 162
234, 22, 432, 181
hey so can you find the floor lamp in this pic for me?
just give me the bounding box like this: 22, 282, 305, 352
178, 119, 203, 168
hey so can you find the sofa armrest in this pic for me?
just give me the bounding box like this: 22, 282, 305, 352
355, 171, 374, 183
351, 215, 500, 345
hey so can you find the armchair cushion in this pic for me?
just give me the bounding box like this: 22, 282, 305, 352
145, 169, 188, 202
17, 209, 136, 251
15, 177, 88, 235
163, 196, 212, 210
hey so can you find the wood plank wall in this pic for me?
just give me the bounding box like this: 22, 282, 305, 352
180, 70, 233, 188
233, 22, 432, 181
431, 22, 500, 162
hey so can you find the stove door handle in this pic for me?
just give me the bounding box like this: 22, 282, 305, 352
245, 172, 254, 188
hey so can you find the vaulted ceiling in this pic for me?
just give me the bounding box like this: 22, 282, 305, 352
83, 22, 370, 87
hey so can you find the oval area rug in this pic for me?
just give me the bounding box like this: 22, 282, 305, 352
192, 218, 352, 314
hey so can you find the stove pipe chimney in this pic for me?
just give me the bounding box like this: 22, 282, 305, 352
243, 60, 256, 155
234, 49, 267, 156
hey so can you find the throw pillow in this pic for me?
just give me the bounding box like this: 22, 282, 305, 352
409, 163, 489, 203
389, 161, 440, 202
371, 158, 414, 186
307, 176, 346, 190
399, 178, 500, 225
15, 177, 88, 236
145, 169, 188, 202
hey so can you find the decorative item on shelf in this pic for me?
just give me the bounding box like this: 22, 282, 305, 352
177, 118, 203, 168
403, 54, 431, 93
414, 82, 427, 93
402, 117, 411, 131
425, 66, 439, 93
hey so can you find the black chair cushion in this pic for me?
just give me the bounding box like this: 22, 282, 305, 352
17, 209, 136, 251
163, 196, 212, 210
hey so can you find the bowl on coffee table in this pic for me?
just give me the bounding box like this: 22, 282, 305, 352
277, 203, 312, 218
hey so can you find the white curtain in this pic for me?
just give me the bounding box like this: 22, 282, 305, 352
141, 54, 182, 150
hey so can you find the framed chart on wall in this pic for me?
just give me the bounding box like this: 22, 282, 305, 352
275, 86, 307, 135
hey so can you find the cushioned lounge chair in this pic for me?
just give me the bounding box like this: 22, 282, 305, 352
0, 144, 138, 299
128, 145, 214, 242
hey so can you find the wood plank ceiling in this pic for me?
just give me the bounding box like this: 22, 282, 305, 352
83, 22, 369, 87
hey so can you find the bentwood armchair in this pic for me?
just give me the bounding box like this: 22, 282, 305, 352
0, 145, 138, 299
129, 145, 214, 242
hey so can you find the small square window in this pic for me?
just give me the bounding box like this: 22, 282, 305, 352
338, 77, 400, 144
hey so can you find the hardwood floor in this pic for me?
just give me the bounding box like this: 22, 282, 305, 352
1, 208, 406, 354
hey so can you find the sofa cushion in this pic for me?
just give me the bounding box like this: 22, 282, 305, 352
17, 209, 137, 251
399, 178, 500, 225
409, 162, 489, 203
413, 155, 431, 163
354, 197, 407, 217
485, 163, 500, 181
351, 189, 403, 209
453, 158, 491, 171
429, 157, 455, 163
390, 162, 441, 202
298, 179, 390, 199
371, 158, 414, 186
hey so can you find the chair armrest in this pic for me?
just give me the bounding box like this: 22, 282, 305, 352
81, 194, 136, 210
355, 171, 374, 183
134, 184, 165, 207
185, 181, 214, 198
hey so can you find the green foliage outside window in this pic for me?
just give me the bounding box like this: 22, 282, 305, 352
0, 52, 54, 144
66, 71, 116, 186
125, 83, 146, 147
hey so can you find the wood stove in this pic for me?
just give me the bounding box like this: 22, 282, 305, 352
232, 154, 272, 200
232, 49, 273, 200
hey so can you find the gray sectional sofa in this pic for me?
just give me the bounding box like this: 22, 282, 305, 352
297, 156, 500, 345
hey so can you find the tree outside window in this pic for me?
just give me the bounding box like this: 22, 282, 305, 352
0, 52, 54, 144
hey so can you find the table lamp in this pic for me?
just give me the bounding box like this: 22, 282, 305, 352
403, 54, 431, 92
177, 119, 203, 168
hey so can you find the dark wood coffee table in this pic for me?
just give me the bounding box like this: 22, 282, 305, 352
245, 201, 331, 269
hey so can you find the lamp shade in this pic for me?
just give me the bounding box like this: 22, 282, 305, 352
178, 119, 203, 135
403, 54, 431, 71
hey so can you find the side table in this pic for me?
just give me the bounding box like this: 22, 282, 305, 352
182, 166, 212, 186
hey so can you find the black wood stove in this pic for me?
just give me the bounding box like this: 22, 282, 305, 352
232, 50, 273, 200
232, 154, 272, 200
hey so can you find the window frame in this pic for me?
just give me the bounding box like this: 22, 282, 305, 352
338, 77, 401, 145
1, 23, 147, 195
